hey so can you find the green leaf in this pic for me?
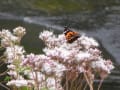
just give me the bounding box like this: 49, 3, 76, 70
4, 76, 11, 81
20, 86, 28, 90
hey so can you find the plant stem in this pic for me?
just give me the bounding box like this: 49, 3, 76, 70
97, 79, 103, 90
84, 72, 93, 90
66, 71, 68, 90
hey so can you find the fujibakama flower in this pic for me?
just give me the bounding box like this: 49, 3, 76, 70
46, 77, 56, 89
43, 47, 61, 59
7, 64, 16, 70
0, 29, 12, 38
40, 30, 114, 75
21, 53, 50, 70
45, 37, 59, 48
105, 60, 114, 72
39, 31, 66, 48
5, 45, 25, 63
10, 35, 19, 43
75, 51, 91, 63
0, 29, 21, 47
34, 55, 50, 70
56, 34, 66, 45
0, 28, 114, 90
28, 72, 45, 84
41, 59, 66, 77
88, 48, 101, 56
90, 58, 114, 74
44, 47, 77, 62
45, 77, 63, 90
7, 70, 17, 78
13, 26, 26, 37
53, 62, 66, 77
77, 65, 85, 73
1, 38, 12, 47
78, 35, 99, 49
7, 80, 28, 87
41, 62, 53, 75
39, 30, 53, 41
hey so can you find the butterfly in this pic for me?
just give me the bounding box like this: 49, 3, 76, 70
64, 26, 80, 43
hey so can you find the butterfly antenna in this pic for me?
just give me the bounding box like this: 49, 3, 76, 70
64, 26, 70, 32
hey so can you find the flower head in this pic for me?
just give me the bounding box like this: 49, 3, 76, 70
7, 80, 28, 87
39, 30, 53, 41
13, 26, 26, 37
5, 45, 25, 63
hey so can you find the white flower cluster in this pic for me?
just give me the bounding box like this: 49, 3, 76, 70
22, 53, 66, 75
5, 45, 25, 63
0, 27, 26, 87
39, 30, 114, 83
0, 26, 26, 47
13, 26, 26, 38
39, 31, 114, 72
21, 53, 65, 89
0, 27, 114, 90
7, 79, 34, 87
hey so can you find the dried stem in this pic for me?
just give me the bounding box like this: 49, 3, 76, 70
35, 71, 39, 90
66, 71, 69, 90
0, 83, 10, 90
97, 79, 104, 90
84, 72, 93, 90
0, 69, 9, 76
83, 83, 88, 90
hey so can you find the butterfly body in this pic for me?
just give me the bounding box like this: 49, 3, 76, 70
64, 27, 80, 43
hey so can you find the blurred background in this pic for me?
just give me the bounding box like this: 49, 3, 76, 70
0, 0, 120, 90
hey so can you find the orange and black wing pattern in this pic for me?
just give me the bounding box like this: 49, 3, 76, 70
64, 26, 80, 43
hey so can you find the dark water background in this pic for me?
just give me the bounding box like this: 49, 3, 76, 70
0, 0, 120, 90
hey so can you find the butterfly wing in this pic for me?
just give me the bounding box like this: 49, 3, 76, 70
65, 31, 80, 43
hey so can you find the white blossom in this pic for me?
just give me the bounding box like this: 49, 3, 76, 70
29, 72, 45, 83
41, 62, 53, 75
7, 70, 17, 78
7, 64, 16, 70
1, 38, 11, 47
39, 30, 53, 40
44, 48, 61, 58
46, 78, 56, 89
7, 80, 35, 87
46, 78, 63, 90
0, 29, 20, 47
91, 58, 114, 73
0, 29, 12, 38
78, 35, 99, 49
5, 45, 25, 63
57, 34, 66, 44
13, 26, 26, 37
41, 59, 66, 77
21, 53, 50, 70
54, 63, 66, 77
0, 28, 114, 90
7, 80, 28, 87
75, 51, 91, 62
